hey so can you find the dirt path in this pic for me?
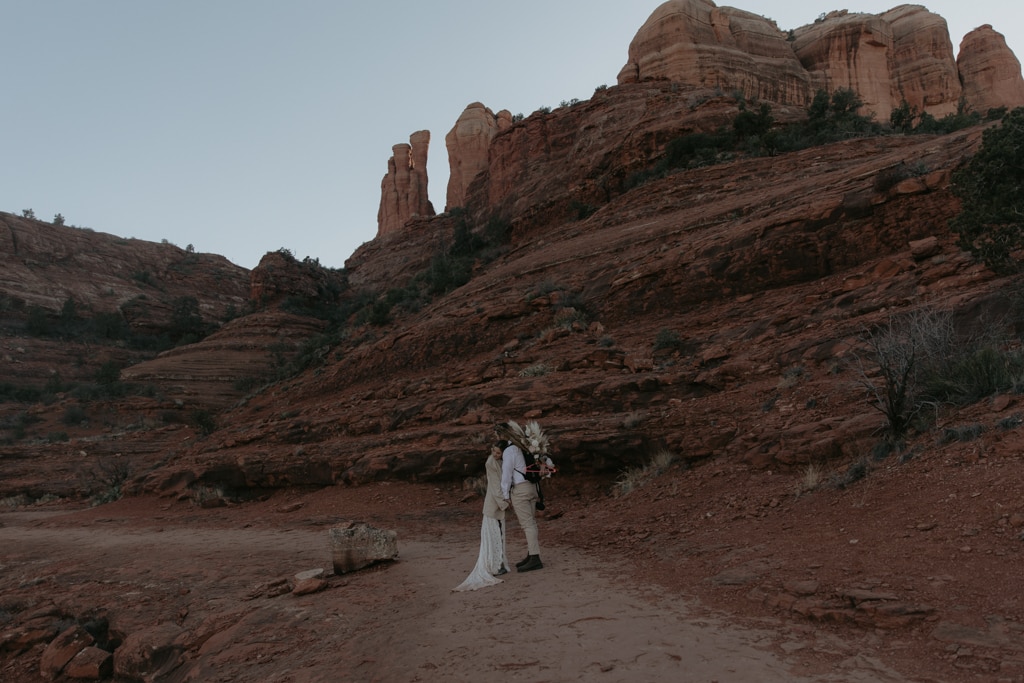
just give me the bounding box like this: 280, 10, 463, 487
0, 493, 910, 683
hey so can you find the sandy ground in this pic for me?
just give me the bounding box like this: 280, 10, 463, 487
0, 483, 914, 683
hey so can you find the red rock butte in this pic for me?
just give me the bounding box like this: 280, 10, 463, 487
376, 1, 1024, 238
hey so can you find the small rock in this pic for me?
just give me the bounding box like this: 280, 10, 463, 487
295, 568, 325, 582
40, 625, 94, 680
64, 646, 113, 680
293, 578, 328, 596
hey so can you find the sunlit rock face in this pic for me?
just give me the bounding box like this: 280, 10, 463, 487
619, 1, 1023, 121
617, 0, 811, 106
377, 130, 434, 237
958, 24, 1024, 115
445, 102, 512, 212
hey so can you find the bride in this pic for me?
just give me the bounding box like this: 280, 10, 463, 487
453, 442, 509, 591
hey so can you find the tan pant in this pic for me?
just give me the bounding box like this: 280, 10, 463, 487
510, 482, 540, 556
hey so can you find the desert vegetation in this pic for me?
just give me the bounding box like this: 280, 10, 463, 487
950, 106, 1024, 275
853, 307, 1024, 447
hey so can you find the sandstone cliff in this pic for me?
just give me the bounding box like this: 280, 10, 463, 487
444, 103, 512, 211
958, 24, 1024, 115
376, 130, 435, 236
618, 0, 1023, 120
616, 0, 810, 105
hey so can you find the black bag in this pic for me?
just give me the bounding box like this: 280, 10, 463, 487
517, 450, 543, 484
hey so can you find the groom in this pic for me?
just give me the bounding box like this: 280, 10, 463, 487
496, 422, 543, 572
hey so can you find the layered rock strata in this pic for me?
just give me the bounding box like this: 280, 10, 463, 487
618, 0, 1024, 120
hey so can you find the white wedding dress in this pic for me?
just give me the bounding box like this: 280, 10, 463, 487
453, 516, 507, 591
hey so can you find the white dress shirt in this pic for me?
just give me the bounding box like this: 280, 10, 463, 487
500, 443, 527, 499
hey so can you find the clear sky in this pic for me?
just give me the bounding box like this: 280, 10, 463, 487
3, 1, 1022, 270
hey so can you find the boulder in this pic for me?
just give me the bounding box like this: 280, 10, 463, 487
64, 646, 114, 680
39, 625, 94, 680
329, 522, 399, 574
112, 623, 186, 682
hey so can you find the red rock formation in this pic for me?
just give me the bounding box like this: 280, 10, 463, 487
376, 130, 434, 237
617, 0, 810, 105
249, 249, 343, 304
620, 1, 1020, 121
791, 11, 894, 113
444, 103, 512, 211
958, 25, 1024, 114
883, 5, 962, 116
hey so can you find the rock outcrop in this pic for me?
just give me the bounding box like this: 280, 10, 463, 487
249, 249, 344, 304
792, 6, 963, 119
0, 212, 248, 330
376, 130, 434, 237
618, 1, 1022, 120
957, 25, 1024, 115
444, 103, 512, 211
616, 0, 811, 106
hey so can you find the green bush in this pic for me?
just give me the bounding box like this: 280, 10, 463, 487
190, 409, 217, 435
950, 107, 1024, 274
62, 405, 87, 426
654, 328, 689, 352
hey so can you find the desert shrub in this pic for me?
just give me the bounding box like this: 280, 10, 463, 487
190, 409, 217, 435
778, 364, 805, 389
950, 107, 1024, 274
855, 308, 1021, 439
189, 484, 226, 507
658, 130, 734, 171
851, 310, 955, 440
831, 457, 869, 489
796, 462, 825, 495
999, 413, 1023, 430
160, 410, 186, 424
614, 449, 677, 496
653, 328, 688, 352
922, 346, 1024, 404
168, 296, 210, 345
62, 405, 87, 426
26, 306, 53, 336
553, 307, 588, 329
0, 383, 43, 403
132, 270, 155, 286
569, 199, 598, 220
518, 362, 550, 377
938, 424, 985, 444
83, 456, 131, 505
889, 98, 981, 135
622, 410, 645, 429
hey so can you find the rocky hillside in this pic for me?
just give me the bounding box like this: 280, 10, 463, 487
1, 1, 1022, 506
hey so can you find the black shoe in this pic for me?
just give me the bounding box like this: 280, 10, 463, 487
515, 555, 531, 568
517, 555, 543, 572
495, 566, 508, 576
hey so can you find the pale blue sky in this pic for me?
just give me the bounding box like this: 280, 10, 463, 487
3, 1, 1021, 270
